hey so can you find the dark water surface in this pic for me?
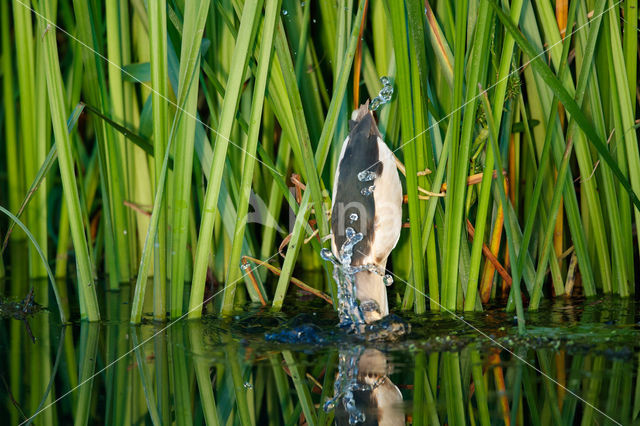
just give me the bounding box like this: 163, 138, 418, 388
1, 281, 639, 425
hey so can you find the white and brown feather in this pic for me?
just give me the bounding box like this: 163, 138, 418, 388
330, 104, 402, 322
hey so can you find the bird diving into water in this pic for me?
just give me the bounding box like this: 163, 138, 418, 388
330, 102, 403, 324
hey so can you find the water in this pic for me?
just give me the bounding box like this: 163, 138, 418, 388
369, 76, 394, 111
323, 346, 370, 424
360, 185, 375, 196
321, 221, 401, 333
357, 170, 377, 182
322, 226, 397, 331
383, 274, 394, 286
1, 283, 638, 425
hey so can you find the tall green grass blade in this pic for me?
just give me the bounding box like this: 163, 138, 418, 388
480, 90, 525, 332
273, 17, 328, 238
576, 3, 628, 295
74, 322, 100, 426
387, 0, 426, 313
40, 3, 99, 321
149, 0, 169, 320
189, 0, 262, 318
169, 0, 212, 318
604, 0, 638, 297
105, 0, 135, 280
442, 352, 465, 425
189, 324, 221, 426
155, 330, 171, 424
1, 0, 22, 238
470, 349, 490, 426
219, 0, 279, 314
168, 326, 193, 425
131, 328, 162, 426
622, 1, 637, 117
529, 145, 574, 308
530, 0, 608, 298
71, 0, 129, 286
489, 0, 640, 212
1, 103, 84, 255
12, 0, 47, 279
282, 351, 317, 426
272, 0, 366, 309
465, 0, 524, 311
408, 0, 441, 314
439, 0, 469, 311
537, 351, 563, 425
507, 0, 600, 308
24, 326, 65, 426
268, 354, 295, 422
224, 334, 253, 426
130, 131, 174, 322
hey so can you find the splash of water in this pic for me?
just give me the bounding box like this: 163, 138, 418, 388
323, 346, 370, 424
360, 185, 375, 196
321, 225, 395, 331
369, 76, 394, 111
336, 228, 367, 327
357, 170, 377, 182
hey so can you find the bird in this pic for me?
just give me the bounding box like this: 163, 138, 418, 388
333, 348, 404, 425
330, 101, 403, 324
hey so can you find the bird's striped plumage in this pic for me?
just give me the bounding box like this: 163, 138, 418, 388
331, 104, 402, 323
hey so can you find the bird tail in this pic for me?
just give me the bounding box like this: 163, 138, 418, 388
350, 101, 371, 122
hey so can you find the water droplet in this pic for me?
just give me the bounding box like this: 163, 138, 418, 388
379, 85, 393, 101
357, 170, 377, 182
282, 9, 288, 15
369, 97, 382, 111
313, 18, 317, 23
345, 227, 356, 239
323, 399, 337, 412
351, 412, 366, 424
123, 229, 128, 235
360, 185, 375, 196
369, 76, 394, 111
349, 213, 358, 223
383, 274, 394, 286
243, 382, 253, 389
320, 248, 340, 265
241, 263, 251, 270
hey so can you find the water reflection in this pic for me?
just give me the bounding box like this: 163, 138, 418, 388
327, 347, 404, 425
0, 286, 638, 425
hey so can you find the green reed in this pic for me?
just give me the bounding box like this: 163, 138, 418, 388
10, 312, 639, 425
0, 0, 639, 326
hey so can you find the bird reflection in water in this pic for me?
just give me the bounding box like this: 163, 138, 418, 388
325, 346, 404, 425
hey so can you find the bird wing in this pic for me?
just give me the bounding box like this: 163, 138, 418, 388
370, 137, 403, 267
